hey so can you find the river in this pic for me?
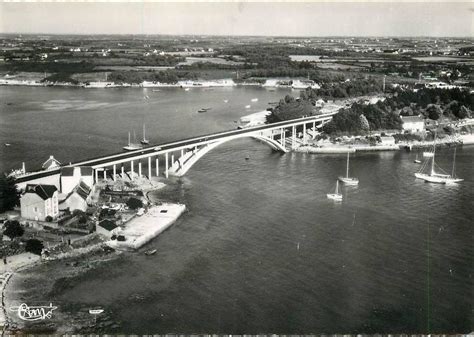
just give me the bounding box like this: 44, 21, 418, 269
0, 85, 288, 173
2, 86, 473, 334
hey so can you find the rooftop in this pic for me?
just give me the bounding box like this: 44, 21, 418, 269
400, 115, 424, 123
24, 184, 58, 200
98, 219, 118, 231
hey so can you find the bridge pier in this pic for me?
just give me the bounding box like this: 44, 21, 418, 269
121, 165, 124, 178
138, 162, 142, 178
303, 124, 307, 145
148, 157, 152, 179
292, 125, 296, 149
165, 153, 169, 178
156, 158, 159, 176
95, 169, 98, 183
131, 160, 134, 181
103, 168, 106, 180
113, 164, 116, 181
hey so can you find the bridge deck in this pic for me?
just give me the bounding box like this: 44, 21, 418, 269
15, 113, 335, 183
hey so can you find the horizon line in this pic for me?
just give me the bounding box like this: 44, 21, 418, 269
1, 33, 473, 39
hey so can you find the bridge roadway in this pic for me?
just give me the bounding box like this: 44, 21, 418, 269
15, 113, 336, 183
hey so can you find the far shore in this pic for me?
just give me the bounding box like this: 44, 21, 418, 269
0, 78, 278, 89
296, 134, 474, 154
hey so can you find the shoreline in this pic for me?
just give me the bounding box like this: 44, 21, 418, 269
1, 176, 183, 334
295, 134, 474, 154
0, 78, 286, 89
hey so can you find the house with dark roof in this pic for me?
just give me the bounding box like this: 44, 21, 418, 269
60, 166, 94, 194
96, 219, 120, 239
20, 184, 59, 221
42, 155, 61, 171
59, 181, 92, 213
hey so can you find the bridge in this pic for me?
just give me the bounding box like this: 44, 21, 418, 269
14, 113, 336, 189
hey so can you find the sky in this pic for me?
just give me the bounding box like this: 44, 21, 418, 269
0, 1, 472, 37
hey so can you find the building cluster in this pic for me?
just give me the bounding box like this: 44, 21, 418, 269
19, 156, 94, 223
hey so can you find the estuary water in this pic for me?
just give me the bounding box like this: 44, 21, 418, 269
0, 85, 288, 173
1, 86, 473, 333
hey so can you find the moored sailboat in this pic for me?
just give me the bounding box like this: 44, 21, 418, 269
414, 143, 463, 184
140, 124, 149, 145
327, 180, 343, 201
338, 152, 359, 186
123, 131, 143, 151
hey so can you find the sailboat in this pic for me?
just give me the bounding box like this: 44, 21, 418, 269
415, 145, 463, 184
327, 180, 343, 201
338, 152, 359, 186
414, 153, 422, 163
140, 124, 149, 145
123, 131, 143, 151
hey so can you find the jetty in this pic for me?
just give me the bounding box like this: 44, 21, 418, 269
106, 203, 186, 250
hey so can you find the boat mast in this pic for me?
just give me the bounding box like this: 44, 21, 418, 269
431, 133, 436, 176
452, 147, 457, 177
346, 152, 350, 178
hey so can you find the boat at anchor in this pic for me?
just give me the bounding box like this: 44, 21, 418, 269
338, 152, 359, 186
415, 145, 463, 184
123, 131, 143, 151
327, 180, 343, 201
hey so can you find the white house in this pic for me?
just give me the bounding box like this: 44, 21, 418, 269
59, 181, 92, 213
60, 166, 93, 194
380, 136, 396, 145
96, 220, 120, 239
20, 184, 59, 221
42, 155, 61, 170
400, 115, 425, 133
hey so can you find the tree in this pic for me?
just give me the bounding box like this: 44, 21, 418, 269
359, 114, 370, 133
0, 175, 20, 213
25, 239, 44, 256
284, 95, 295, 104
126, 197, 143, 210
3, 220, 24, 239
457, 105, 470, 119
426, 105, 442, 120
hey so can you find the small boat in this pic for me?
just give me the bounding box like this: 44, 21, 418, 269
123, 131, 143, 151
89, 309, 104, 315
184, 88, 190, 92
152, 89, 161, 92
245, 105, 251, 109
327, 180, 343, 201
414, 154, 421, 164
4, 143, 11, 147
251, 98, 258, 102
198, 108, 207, 113
224, 99, 229, 103
145, 249, 157, 256
415, 142, 463, 184
140, 124, 149, 145
245, 156, 250, 160
338, 152, 359, 186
